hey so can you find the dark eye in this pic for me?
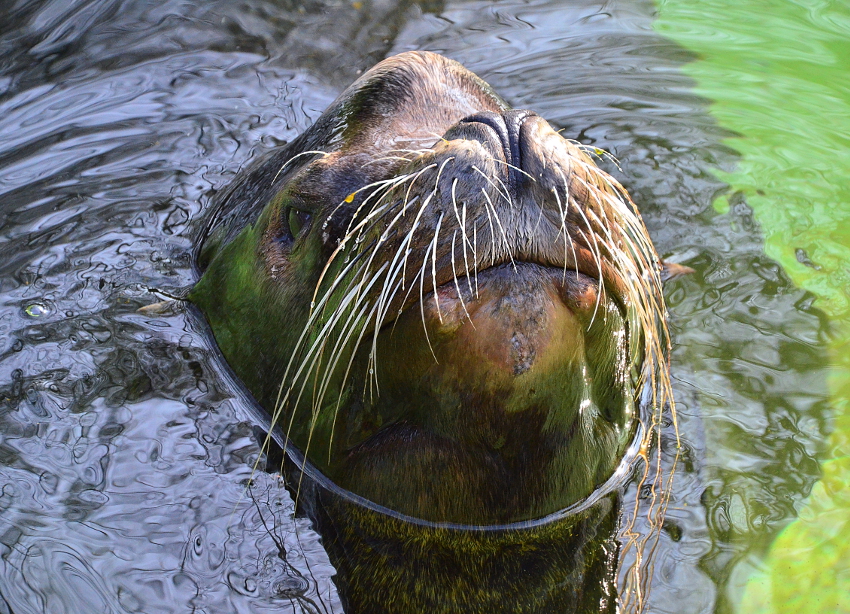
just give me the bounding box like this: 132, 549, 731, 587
287, 208, 312, 238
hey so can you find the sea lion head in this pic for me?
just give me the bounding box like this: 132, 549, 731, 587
191, 51, 670, 525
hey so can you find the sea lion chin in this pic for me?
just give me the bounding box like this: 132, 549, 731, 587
190, 51, 670, 526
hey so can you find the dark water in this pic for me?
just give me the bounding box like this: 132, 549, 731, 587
0, 1, 830, 613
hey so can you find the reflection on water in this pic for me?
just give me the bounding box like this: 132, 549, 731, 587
0, 0, 832, 613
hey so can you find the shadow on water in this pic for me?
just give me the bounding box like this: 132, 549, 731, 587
0, 1, 830, 613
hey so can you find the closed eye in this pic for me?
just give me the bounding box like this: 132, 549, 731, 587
287, 207, 313, 238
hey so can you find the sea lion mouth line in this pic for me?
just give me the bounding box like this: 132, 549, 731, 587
318, 194, 624, 331
368, 260, 628, 338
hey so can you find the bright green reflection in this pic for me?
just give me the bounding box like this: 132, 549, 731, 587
655, 1, 850, 612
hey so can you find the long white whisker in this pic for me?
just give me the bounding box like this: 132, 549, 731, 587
272, 150, 328, 184
481, 188, 515, 270
429, 212, 446, 324
450, 230, 473, 323
472, 165, 512, 206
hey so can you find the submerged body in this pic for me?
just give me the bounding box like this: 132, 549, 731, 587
192, 51, 669, 528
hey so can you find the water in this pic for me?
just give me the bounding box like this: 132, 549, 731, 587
0, 0, 842, 612
654, 2, 850, 612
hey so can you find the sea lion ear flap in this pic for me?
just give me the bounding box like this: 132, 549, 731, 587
660, 260, 695, 283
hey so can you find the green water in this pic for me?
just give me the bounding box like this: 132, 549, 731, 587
655, 0, 850, 611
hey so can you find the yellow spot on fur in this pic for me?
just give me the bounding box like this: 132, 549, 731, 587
344, 192, 356, 203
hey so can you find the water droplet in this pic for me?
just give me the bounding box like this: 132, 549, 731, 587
24, 303, 48, 318
310, 301, 315, 309
369, 368, 374, 375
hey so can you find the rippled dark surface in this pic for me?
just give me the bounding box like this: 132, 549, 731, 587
0, 1, 830, 612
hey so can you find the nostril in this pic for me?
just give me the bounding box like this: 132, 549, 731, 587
459, 111, 511, 161
458, 110, 538, 191
502, 110, 536, 185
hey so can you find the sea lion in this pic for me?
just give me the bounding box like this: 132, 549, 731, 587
191, 50, 671, 526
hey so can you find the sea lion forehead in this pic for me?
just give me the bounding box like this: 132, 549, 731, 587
332, 51, 510, 153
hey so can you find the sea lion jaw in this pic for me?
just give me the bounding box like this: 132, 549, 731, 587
419, 266, 613, 381
331, 261, 635, 523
